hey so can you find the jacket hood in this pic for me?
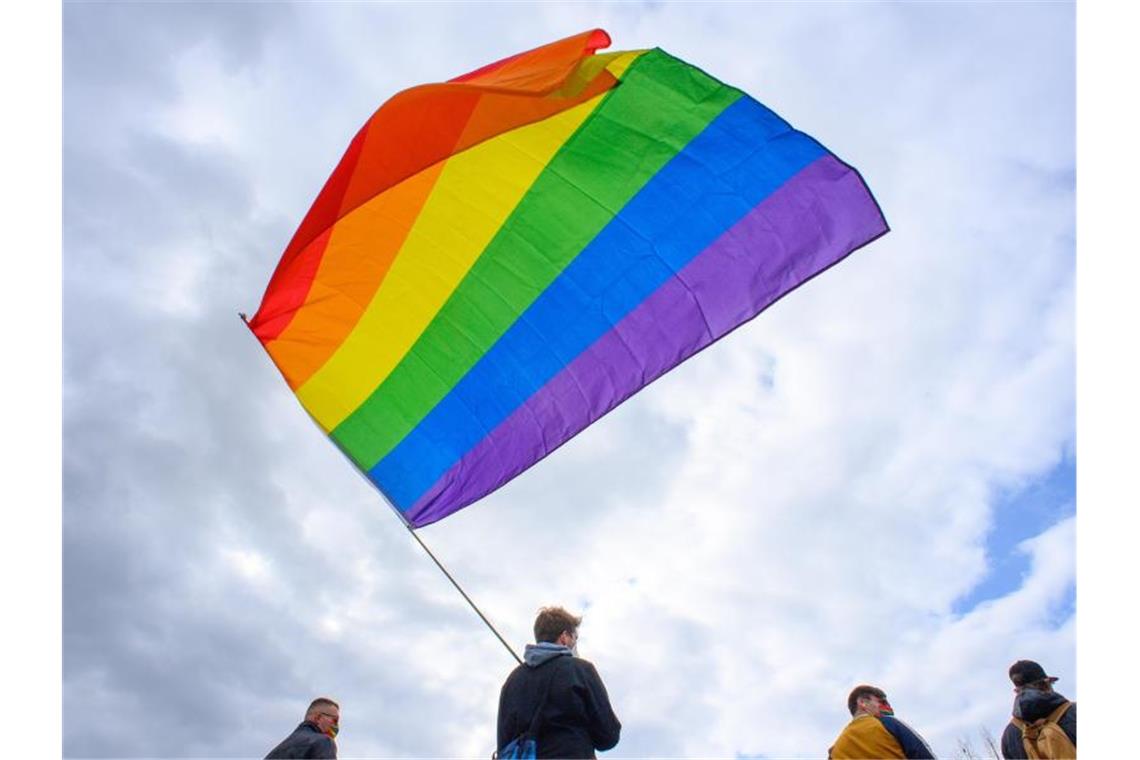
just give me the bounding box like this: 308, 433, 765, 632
1013, 688, 1069, 721
523, 642, 573, 668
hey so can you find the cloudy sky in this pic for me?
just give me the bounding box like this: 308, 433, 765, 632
52, 2, 1089, 758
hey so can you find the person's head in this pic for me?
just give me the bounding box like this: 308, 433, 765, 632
847, 685, 893, 718
534, 606, 582, 649
1008, 660, 1059, 693
305, 697, 340, 738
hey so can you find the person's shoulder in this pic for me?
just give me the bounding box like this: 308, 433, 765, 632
829, 717, 872, 759
501, 662, 531, 688
566, 656, 606, 678
877, 715, 934, 759
267, 724, 332, 759
877, 714, 914, 741
568, 655, 601, 671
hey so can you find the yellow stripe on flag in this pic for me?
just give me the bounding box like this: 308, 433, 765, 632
296, 91, 612, 431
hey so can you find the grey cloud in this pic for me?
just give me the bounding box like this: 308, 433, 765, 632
65, 1, 286, 94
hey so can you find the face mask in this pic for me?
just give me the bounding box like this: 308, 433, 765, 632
326, 724, 339, 739
570, 643, 579, 657
1012, 688, 1043, 719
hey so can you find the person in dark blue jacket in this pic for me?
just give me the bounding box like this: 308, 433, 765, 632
265, 697, 339, 759
497, 606, 621, 758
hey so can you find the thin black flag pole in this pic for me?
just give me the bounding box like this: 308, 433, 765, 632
403, 524, 523, 666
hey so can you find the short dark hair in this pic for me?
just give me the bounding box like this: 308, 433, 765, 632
305, 697, 339, 718
534, 606, 582, 643
847, 685, 886, 716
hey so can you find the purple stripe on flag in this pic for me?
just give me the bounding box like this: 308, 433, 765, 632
406, 154, 886, 527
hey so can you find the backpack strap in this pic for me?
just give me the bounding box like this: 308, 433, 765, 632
493, 660, 566, 759
524, 657, 564, 737
1045, 701, 1073, 724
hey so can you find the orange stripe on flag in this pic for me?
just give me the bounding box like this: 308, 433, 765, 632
265, 160, 448, 389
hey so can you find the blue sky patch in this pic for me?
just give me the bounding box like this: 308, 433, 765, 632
953, 456, 1075, 616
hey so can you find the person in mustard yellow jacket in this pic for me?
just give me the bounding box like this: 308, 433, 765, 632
828, 685, 935, 759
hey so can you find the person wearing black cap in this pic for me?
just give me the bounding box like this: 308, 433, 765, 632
1001, 660, 1076, 759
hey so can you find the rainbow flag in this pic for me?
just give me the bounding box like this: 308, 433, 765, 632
248, 29, 887, 528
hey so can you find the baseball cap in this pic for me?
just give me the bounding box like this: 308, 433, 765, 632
1009, 660, 1059, 687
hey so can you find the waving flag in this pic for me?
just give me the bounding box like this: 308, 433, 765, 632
248, 29, 887, 528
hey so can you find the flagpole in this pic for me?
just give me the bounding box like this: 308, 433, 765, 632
403, 524, 523, 666
239, 311, 521, 666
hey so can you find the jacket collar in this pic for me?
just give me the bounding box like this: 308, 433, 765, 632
523, 641, 573, 667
